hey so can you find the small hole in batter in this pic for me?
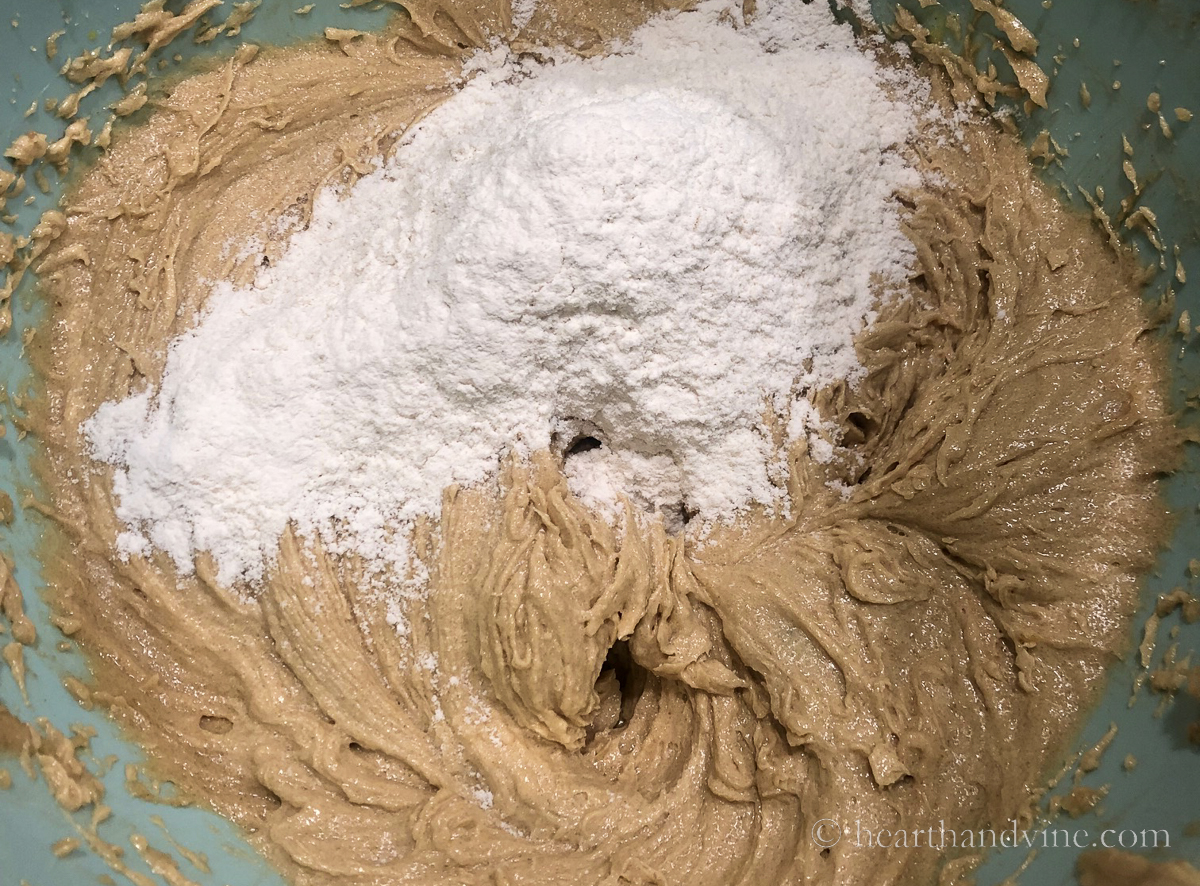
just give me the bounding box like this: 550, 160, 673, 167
199, 715, 233, 735
565, 435, 603, 457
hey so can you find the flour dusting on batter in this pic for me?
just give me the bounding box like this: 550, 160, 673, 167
83, 0, 932, 585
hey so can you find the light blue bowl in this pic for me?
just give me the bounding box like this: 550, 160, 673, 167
0, 2, 1197, 884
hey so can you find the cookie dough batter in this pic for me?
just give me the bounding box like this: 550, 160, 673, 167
30, 1, 1174, 884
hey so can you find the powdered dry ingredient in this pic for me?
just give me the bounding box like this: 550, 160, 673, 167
83, 0, 935, 586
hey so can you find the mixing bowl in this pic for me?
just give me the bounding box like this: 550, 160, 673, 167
0, 1, 1196, 884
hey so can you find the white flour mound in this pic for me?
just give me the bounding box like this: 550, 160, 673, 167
85, 0, 933, 586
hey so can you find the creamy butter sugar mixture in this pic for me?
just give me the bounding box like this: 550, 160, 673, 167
84, 0, 930, 584
33, 0, 1176, 884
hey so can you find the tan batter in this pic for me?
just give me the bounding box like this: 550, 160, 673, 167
28, 1, 1175, 884
1078, 849, 1200, 886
